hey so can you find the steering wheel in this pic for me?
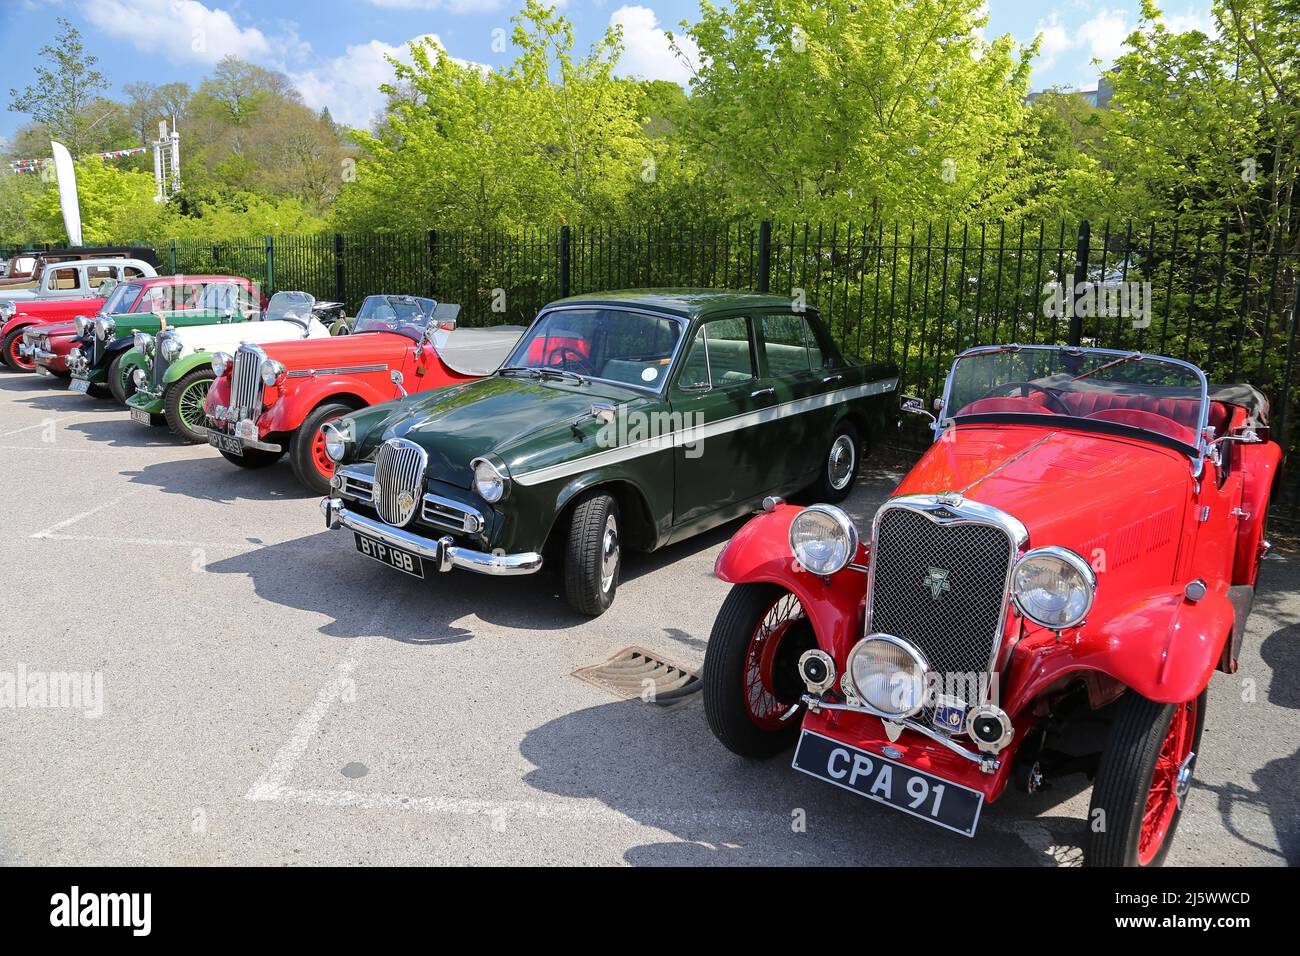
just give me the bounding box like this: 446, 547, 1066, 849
546, 345, 596, 376
979, 381, 1072, 415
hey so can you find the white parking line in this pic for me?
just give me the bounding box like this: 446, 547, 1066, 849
0, 414, 99, 440
29, 488, 148, 539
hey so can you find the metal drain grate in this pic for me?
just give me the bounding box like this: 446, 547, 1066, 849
572, 646, 701, 705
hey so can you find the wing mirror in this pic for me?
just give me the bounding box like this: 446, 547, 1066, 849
901, 395, 937, 424
390, 369, 408, 398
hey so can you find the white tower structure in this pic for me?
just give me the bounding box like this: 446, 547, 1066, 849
153, 119, 181, 203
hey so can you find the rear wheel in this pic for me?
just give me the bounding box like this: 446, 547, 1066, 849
702, 584, 817, 758
164, 369, 216, 443
1086, 691, 1206, 867
2, 328, 35, 372
808, 421, 859, 503
107, 353, 135, 404
290, 402, 353, 496
563, 492, 621, 616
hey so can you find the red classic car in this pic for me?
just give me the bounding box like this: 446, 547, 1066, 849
204, 294, 523, 494
702, 344, 1279, 866
3, 294, 111, 372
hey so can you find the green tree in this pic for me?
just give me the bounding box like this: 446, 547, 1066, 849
671, 0, 1037, 223
29, 157, 169, 243
8, 18, 110, 158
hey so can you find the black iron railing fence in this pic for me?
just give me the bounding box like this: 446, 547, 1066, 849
5, 219, 1299, 520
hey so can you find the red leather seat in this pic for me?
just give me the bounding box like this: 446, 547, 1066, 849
957, 396, 1057, 416
1058, 392, 1228, 442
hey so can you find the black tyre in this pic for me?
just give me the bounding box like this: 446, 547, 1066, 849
563, 492, 621, 616
107, 353, 136, 404
808, 420, 859, 503
290, 402, 353, 496
2, 327, 35, 372
1086, 690, 1206, 867
703, 584, 817, 758
164, 368, 216, 443
220, 446, 283, 469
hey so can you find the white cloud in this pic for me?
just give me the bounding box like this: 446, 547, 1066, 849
290, 35, 446, 130
1075, 9, 1131, 66
365, 0, 508, 11
609, 5, 697, 87
1033, 14, 1072, 71
1163, 7, 1217, 37
78, 0, 277, 65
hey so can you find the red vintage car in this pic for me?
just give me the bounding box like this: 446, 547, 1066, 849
204, 294, 523, 494
2, 294, 110, 372
702, 344, 1279, 866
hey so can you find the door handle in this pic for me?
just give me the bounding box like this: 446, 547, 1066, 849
822, 374, 843, 385
751, 387, 775, 399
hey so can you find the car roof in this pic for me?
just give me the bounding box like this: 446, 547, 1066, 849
546, 289, 807, 319
137, 275, 248, 286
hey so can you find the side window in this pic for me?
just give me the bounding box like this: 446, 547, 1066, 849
87, 265, 115, 285
51, 267, 82, 291
760, 313, 818, 375
677, 317, 755, 389
123, 267, 146, 279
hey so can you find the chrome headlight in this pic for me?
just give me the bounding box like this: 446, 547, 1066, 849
789, 504, 858, 575
74, 314, 91, 336
321, 421, 350, 463
1012, 546, 1095, 629
472, 457, 508, 503
847, 635, 929, 718
133, 331, 155, 355
132, 367, 147, 388
260, 359, 286, 387
94, 316, 115, 339
160, 335, 183, 361
211, 352, 232, 377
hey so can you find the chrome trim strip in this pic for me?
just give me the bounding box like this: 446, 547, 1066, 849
421, 492, 485, 535
286, 364, 389, 378
513, 377, 898, 486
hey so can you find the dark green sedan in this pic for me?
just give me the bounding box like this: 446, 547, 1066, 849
320, 290, 899, 615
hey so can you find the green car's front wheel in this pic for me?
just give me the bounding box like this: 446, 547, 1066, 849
563, 492, 621, 616
107, 353, 136, 404
164, 368, 216, 443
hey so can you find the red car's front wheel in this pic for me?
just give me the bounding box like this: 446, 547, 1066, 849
703, 584, 817, 758
289, 402, 353, 496
2, 328, 35, 372
1087, 690, 1206, 866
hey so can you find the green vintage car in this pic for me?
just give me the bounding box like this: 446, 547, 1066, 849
68, 275, 263, 402
320, 290, 899, 615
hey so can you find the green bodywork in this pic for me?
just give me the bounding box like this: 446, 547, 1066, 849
123, 348, 214, 415
331, 291, 899, 559
73, 309, 247, 386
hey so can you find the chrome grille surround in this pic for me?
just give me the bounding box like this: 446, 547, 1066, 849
374, 438, 427, 527
422, 492, 484, 535
865, 494, 1028, 728
231, 343, 267, 421
152, 330, 180, 390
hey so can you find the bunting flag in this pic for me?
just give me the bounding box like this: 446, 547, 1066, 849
5, 145, 148, 174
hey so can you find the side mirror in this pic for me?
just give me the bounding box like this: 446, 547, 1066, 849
390, 369, 408, 398
901, 395, 937, 423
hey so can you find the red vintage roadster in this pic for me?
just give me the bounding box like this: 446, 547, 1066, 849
703, 344, 1279, 866
203, 294, 522, 494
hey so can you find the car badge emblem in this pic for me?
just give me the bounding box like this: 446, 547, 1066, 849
396, 491, 415, 513
924, 566, 951, 600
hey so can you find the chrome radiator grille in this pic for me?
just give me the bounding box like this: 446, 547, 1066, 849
231, 346, 264, 418
151, 333, 177, 388
374, 439, 427, 526
868, 503, 1016, 722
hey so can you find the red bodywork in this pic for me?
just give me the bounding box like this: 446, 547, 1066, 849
715, 402, 1280, 805
204, 331, 484, 479
3, 297, 107, 369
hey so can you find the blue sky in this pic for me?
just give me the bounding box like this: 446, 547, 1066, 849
0, 0, 1215, 147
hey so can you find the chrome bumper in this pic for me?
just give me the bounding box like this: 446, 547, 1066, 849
320, 497, 542, 576
200, 426, 282, 453
18, 342, 54, 362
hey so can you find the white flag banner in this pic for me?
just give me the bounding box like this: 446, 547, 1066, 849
50, 141, 83, 246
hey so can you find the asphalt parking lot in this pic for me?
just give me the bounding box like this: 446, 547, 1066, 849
1, 367, 1296, 867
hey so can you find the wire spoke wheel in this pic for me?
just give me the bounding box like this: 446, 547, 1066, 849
1138, 697, 1198, 865
743, 592, 809, 731
178, 378, 210, 429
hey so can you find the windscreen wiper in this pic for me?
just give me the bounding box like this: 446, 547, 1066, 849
537, 367, 586, 384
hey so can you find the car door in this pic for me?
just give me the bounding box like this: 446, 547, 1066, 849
669, 314, 778, 526
756, 310, 840, 489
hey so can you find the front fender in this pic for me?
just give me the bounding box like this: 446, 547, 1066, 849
714, 505, 868, 660
2, 317, 34, 340
162, 352, 212, 385
261, 376, 391, 433
1005, 586, 1235, 714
